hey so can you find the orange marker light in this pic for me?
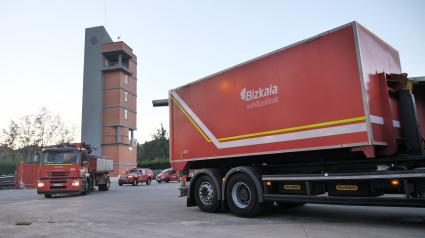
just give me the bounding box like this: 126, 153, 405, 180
266, 181, 272, 186
391, 179, 400, 185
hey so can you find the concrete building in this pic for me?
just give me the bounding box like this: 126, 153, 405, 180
82, 26, 137, 176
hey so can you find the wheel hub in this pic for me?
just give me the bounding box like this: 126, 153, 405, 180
232, 182, 251, 208
198, 182, 214, 205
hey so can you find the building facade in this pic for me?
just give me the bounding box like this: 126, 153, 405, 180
82, 26, 137, 176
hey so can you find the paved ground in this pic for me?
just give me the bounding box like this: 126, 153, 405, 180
1, 178, 424, 238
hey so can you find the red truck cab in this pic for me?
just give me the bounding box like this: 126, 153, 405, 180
37, 146, 89, 197
37, 143, 112, 198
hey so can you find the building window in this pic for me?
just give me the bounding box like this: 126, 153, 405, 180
125, 109, 128, 120
125, 92, 128, 102
125, 75, 128, 84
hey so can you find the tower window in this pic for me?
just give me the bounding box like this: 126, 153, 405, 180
125, 75, 128, 84
125, 92, 128, 102
125, 109, 128, 120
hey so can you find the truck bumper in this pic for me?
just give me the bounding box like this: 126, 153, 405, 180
37, 190, 80, 195
37, 179, 83, 194
118, 178, 135, 184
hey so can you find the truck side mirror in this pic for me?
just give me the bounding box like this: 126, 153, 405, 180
34, 152, 40, 162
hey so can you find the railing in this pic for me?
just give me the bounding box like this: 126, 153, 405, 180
105, 62, 129, 69
130, 139, 138, 147
0, 174, 16, 189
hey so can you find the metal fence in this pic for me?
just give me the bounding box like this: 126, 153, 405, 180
0, 174, 16, 189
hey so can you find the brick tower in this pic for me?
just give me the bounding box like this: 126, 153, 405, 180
82, 26, 137, 176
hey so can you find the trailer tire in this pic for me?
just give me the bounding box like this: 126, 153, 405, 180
105, 177, 110, 191
99, 177, 111, 191
194, 175, 221, 213
225, 173, 264, 217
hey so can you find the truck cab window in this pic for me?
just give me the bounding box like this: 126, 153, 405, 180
42, 151, 80, 164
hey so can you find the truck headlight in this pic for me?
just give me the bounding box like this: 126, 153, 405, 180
37, 182, 45, 188
72, 180, 80, 187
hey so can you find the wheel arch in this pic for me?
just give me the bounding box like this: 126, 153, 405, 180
188, 168, 225, 206
222, 166, 264, 203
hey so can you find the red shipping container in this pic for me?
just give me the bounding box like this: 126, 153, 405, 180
169, 22, 402, 171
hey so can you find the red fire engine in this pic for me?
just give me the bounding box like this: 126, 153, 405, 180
37, 143, 113, 198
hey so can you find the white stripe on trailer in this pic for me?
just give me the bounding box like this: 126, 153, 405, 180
172, 91, 368, 149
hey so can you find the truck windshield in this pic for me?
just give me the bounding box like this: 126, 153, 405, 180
41, 151, 80, 164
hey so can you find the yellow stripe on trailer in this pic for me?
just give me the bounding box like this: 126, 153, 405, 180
170, 95, 211, 142
218, 116, 366, 141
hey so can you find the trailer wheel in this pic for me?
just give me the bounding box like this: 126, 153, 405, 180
225, 173, 264, 217
132, 179, 138, 186
100, 177, 111, 191
194, 175, 220, 213
106, 177, 110, 191
146, 178, 151, 185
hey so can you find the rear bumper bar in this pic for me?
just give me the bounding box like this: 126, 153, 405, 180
264, 194, 425, 207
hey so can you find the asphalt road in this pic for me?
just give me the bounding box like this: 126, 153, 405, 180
1, 178, 424, 238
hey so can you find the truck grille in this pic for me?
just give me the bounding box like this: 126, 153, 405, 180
120, 176, 128, 180
48, 172, 70, 177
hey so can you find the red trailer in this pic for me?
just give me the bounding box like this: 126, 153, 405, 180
166, 22, 425, 217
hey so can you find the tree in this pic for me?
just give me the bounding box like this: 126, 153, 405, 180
0, 107, 77, 162
138, 124, 169, 162
152, 123, 167, 140
17, 115, 39, 163
1, 121, 19, 162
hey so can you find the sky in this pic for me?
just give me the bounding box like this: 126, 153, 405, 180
0, 0, 424, 144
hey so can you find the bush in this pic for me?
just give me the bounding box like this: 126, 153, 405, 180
0, 162, 17, 175
137, 158, 170, 170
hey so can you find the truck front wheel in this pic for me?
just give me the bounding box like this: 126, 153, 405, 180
194, 175, 220, 213
225, 173, 264, 217
81, 180, 90, 195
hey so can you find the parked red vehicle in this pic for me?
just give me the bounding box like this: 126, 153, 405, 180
118, 168, 153, 186
156, 168, 180, 183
